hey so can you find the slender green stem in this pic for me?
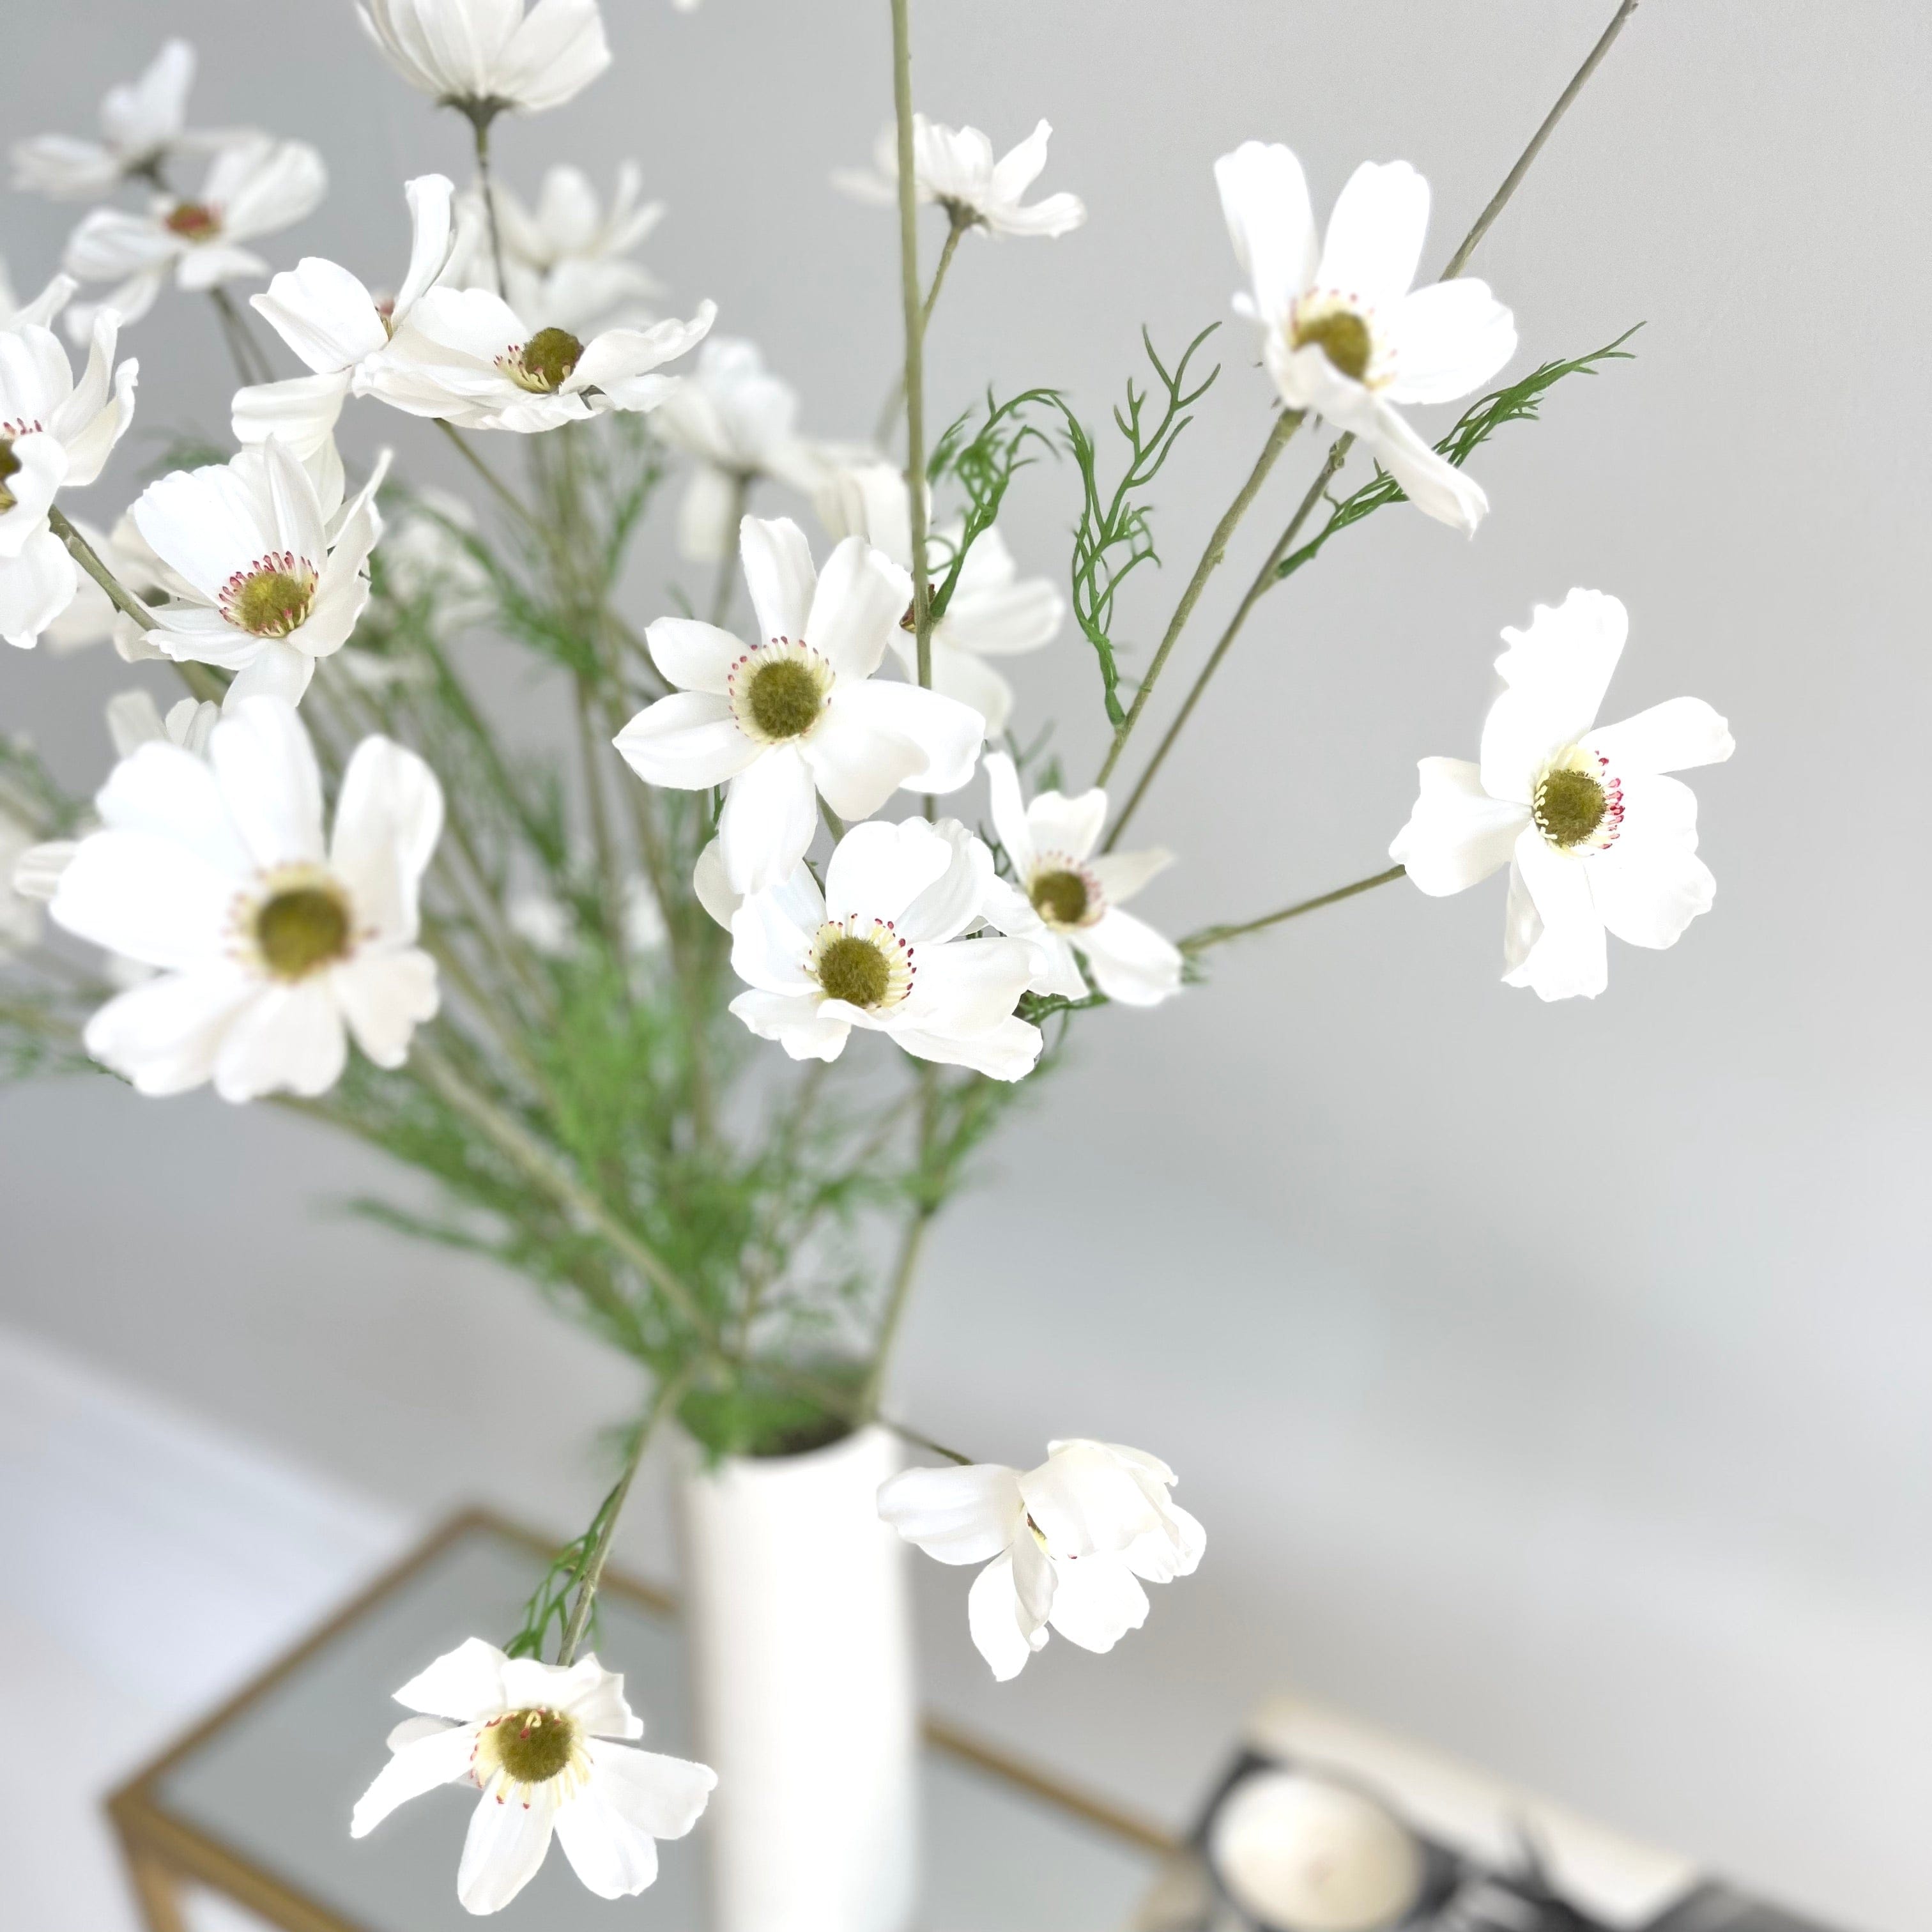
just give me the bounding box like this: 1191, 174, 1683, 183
467, 107, 510, 300
1104, 436, 1347, 848
1092, 408, 1302, 788
575, 675, 627, 954
875, 208, 970, 442
1183, 865, 1406, 953
887, 0, 933, 691
209, 286, 271, 387
862, 1204, 933, 1415
557, 1363, 697, 1666
880, 1416, 972, 1466
708, 473, 750, 629
436, 418, 528, 527
49, 507, 154, 630
1439, 0, 1642, 282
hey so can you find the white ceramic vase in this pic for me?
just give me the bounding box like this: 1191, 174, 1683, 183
675, 1423, 919, 1932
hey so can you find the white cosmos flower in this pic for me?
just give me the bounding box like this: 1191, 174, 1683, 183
979, 753, 1182, 1007
360, 0, 611, 116
816, 458, 1062, 737
728, 815, 1041, 1079
0, 303, 139, 650
1215, 141, 1516, 533
878, 1439, 1204, 1681
1390, 589, 1734, 1002
10, 40, 233, 201
655, 339, 821, 563
351, 1637, 714, 1915
61, 135, 328, 339
130, 437, 390, 707
49, 696, 442, 1101
836, 117, 1085, 239
615, 516, 984, 896
235, 174, 457, 476
364, 284, 712, 433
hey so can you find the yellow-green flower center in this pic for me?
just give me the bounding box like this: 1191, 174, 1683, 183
816, 933, 892, 1009
1294, 308, 1373, 383
1029, 868, 1091, 928
1533, 766, 1608, 849
479, 1707, 581, 1787
229, 567, 316, 639
165, 201, 220, 241
255, 885, 351, 979
0, 437, 17, 515
745, 657, 825, 740
514, 327, 584, 393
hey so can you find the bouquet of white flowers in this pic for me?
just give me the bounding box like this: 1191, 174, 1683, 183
0, 0, 1733, 1916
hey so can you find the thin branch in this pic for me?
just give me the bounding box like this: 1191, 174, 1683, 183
1182, 864, 1406, 953
466, 106, 510, 300
888, 0, 933, 691
435, 418, 528, 528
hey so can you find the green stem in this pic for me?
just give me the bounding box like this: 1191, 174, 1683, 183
209, 286, 271, 387
887, 0, 933, 692
1182, 864, 1406, 952
875, 208, 970, 443
1092, 408, 1301, 788
467, 107, 510, 300
708, 474, 750, 629
436, 418, 528, 528
49, 507, 154, 630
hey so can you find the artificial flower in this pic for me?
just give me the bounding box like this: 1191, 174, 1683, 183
1389, 589, 1734, 1000
878, 1439, 1204, 1680
1215, 141, 1516, 533
837, 117, 1085, 239
10, 40, 228, 201
979, 753, 1182, 1006
364, 284, 712, 433
817, 459, 1063, 735
358, 0, 612, 116
350, 1637, 714, 1914
39, 517, 164, 657
49, 696, 442, 1101
453, 163, 664, 335
61, 135, 328, 337
129, 437, 390, 705
727, 815, 1041, 1078
655, 339, 821, 563
238, 173, 456, 469
0, 302, 139, 649
0, 260, 80, 334
614, 516, 983, 894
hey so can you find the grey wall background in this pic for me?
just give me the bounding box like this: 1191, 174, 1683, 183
3, 3, 1928, 1927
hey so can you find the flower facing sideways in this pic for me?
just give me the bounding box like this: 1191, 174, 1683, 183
364, 284, 713, 434
1390, 589, 1734, 1000
1215, 141, 1516, 533
614, 516, 983, 894
728, 816, 1042, 1078
351, 1637, 714, 1914
0, 297, 139, 648
49, 696, 442, 1100
10, 40, 227, 201
838, 117, 1085, 239
358, 0, 612, 117
130, 437, 389, 706
878, 1439, 1204, 1680
61, 135, 327, 337
980, 754, 1183, 1007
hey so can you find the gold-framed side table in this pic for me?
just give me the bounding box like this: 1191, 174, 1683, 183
108, 1510, 1176, 1932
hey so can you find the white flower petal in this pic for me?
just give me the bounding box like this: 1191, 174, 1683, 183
1588, 830, 1715, 951
351, 1721, 477, 1837
717, 743, 816, 894
52, 829, 236, 970
645, 617, 740, 696
585, 1740, 716, 1839
1087, 846, 1172, 908
1025, 786, 1107, 866
1044, 1552, 1151, 1654
799, 701, 924, 822
0, 527, 79, 648
730, 879, 823, 997
898, 819, 995, 945
965, 1554, 1042, 1681
252, 257, 387, 375
804, 537, 912, 681
554, 1783, 660, 1899
334, 948, 439, 1067
80, 968, 255, 1095
1215, 141, 1317, 328
877, 1463, 1025, 1565
739, 515, 816, 644
394, 1636, 511, 1722
458, 1782, 560, 1914
729, 988, 849, 1061
982, 752, 1036, 870
332, 734, 444, 944
1480, 590, 1629, 801
1317, 160, 1429, 312
1587, 696, 1735, 774
1383, 277, 1517, 405
896, 935, 1034, 1036
613, 691, 759, 790
211, 979, 348, 1101
1078, 907, 1182, 1007
1503, 827, 1607, 1001
1365, 399, 1488, 533
889, 1012, 1043, 1080
1388, 756, 1528, 895
826, 680, 981, 796
210, 697, 327, 870
821, 816, 952, 926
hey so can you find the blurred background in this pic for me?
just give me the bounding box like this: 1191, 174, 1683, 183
1, 1, 1928, 1928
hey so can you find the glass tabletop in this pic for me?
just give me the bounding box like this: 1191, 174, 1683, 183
148, 1519, 1165, 1932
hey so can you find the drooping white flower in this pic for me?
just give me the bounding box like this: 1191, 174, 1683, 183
1215, 141, 1516, 533
451, 164, 664, 336
364, 284, 712, 433
129, 438, 390, 706
351, 1637, 714, 1915
0, 303, 139, 650
979, 753, 1182, 1007
728, 815, 1041, 1078
10, 40, 230, 201
1390, 589, 1734, 1001
236, 174, 457, 470
614, 516, 984, 895
358, 0, 612, 116
837, 118, 1085, 240
878, 1439, 1204, 1681
49, 696, 442, 1101
655, 339, 822, 563
817, 459, 1062, 737
61, 135, 328, 337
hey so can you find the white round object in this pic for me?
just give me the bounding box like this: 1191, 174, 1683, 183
1208, 1768, 1425, 1932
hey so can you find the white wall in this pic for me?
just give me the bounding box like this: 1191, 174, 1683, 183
2, 4, 1928, 1928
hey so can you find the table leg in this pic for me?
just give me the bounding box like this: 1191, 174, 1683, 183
121, 1846, 192, 1932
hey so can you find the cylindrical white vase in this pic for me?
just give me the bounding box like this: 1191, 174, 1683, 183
675, 1423, 918, 1932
